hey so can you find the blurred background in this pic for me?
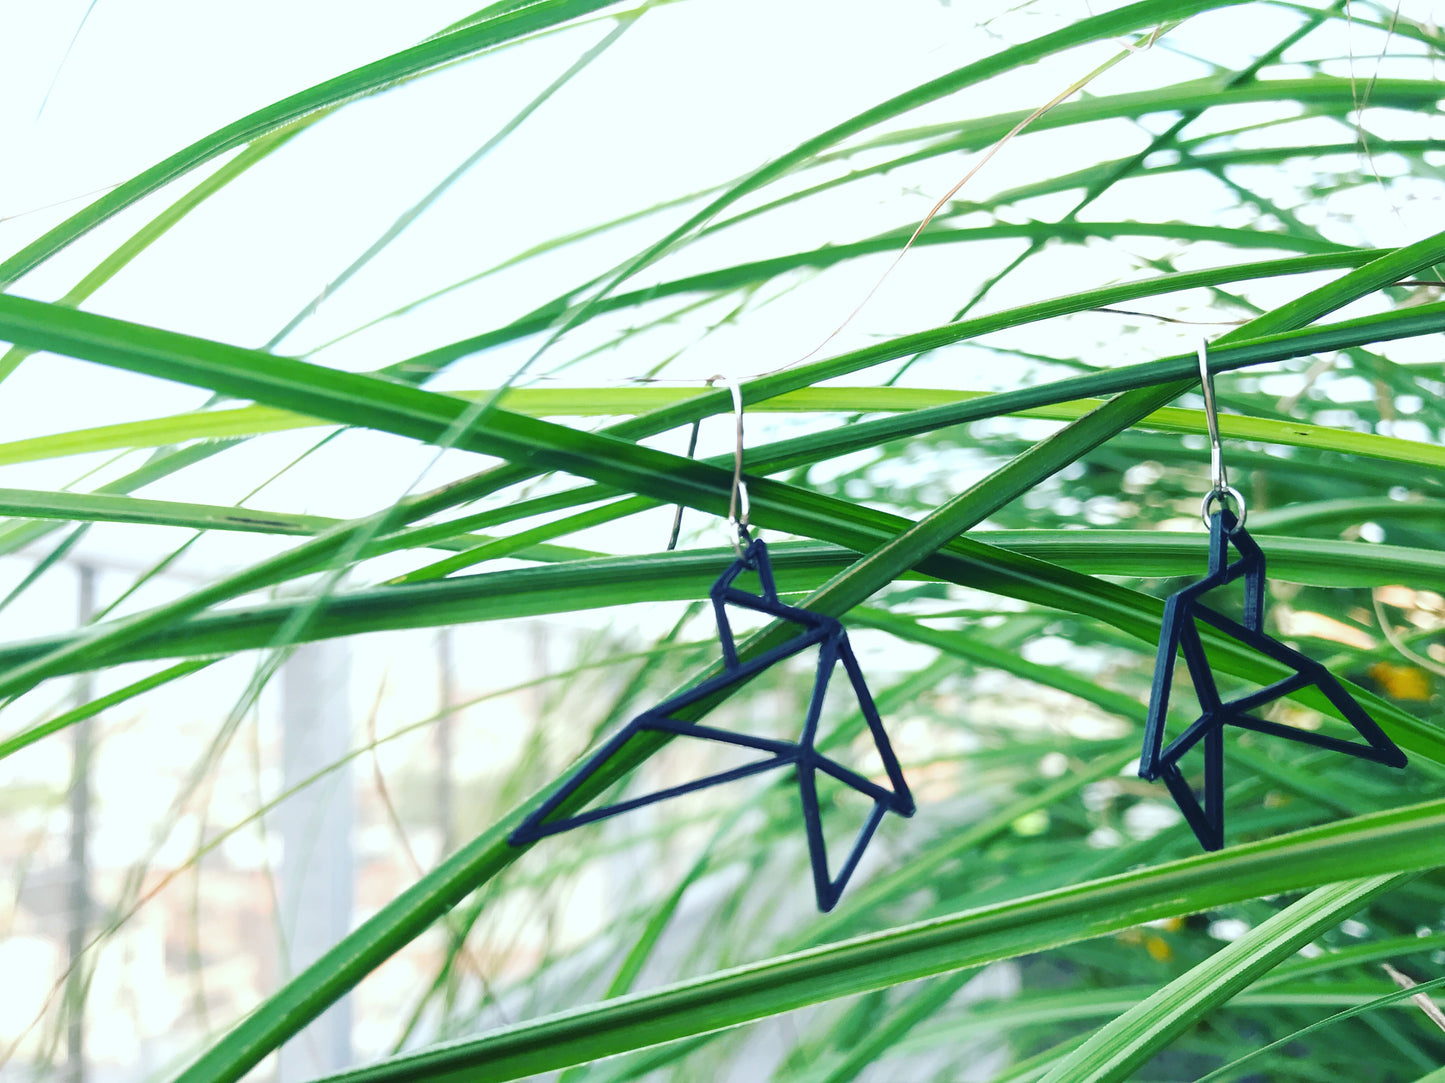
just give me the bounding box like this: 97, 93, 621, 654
2, 1, 1444, 1080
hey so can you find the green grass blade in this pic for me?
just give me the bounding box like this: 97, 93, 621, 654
0, 660, 214, 760
814, 972, 973, 1083
1036, 875, 1412, 1082
529, 0, 1249, 325
263, 7, 641, 352
0, 0, 624, 286
0, 121, 313, 384
0, 488, 339, 536
1194, 975, 1445, 1083
309, 810, 1445, 1083
2, 296, 1441, 538
0, 530, 1436, 752
0, 486, 592, 561
13, 381, 1443, 478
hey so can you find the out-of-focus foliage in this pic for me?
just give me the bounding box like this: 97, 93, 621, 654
1, 1, 1444, 1081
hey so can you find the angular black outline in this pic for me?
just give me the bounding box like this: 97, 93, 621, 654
1139, 509, 1406, 851
510, 538, 915, 911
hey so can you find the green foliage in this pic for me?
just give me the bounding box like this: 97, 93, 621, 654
3, 1, 1444, 1081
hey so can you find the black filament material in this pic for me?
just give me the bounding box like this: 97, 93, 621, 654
510, 537, 914, 912
1139, 508, 1406, 850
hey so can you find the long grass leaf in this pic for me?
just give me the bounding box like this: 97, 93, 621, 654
308, 810, 1445, 1083
0, 0, 625, 286
1036, 874, 1411, 1082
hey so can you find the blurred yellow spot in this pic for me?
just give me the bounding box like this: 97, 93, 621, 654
1121, 924, 1179, 960
1369, 662, 1432, 701
1011, 809, 1049, 837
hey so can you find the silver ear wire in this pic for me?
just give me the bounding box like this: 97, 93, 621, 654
665, 416, 703, 552
709, 374, 752, 556
664, 376, 751, 554
1197, 338, 1246, 530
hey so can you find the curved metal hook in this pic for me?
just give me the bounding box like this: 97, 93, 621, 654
709, 374, 752, 555
1197, 339, 1246, 531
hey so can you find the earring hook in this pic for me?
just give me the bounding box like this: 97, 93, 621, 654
1197, 338, 1246, 530
709, 374, 752, 555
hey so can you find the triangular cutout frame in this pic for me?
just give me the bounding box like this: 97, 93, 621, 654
510, 537, 915, 911
1139, 509, 1406, 851
795, 632, 915, 910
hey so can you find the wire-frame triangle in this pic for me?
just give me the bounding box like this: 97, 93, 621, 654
510, 537, 915, 912
1139, 509, 1406, 851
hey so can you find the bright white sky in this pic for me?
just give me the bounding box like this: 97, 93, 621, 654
0, 0, 1440, 578
0, 0, 1044, 570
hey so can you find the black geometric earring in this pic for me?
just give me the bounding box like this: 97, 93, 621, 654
511, 377, 915, 911
1138, 342, 1406, 851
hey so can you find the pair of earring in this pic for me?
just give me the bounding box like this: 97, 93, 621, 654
1138, 342, 1407, 849
512, 348, 1410, 912
510, 378, 915, 913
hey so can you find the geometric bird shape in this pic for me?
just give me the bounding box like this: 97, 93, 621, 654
1139, 509, 1406, 851
509, 537, 915, 912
